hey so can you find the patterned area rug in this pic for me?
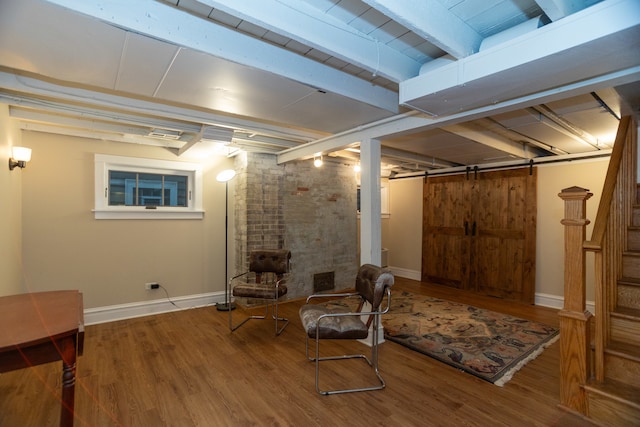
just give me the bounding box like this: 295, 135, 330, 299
383, 291, 559, 386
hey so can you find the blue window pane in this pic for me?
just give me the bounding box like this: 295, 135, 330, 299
108, 171, 188, 207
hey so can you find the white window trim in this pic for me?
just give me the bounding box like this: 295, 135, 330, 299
94, 154, 204, 220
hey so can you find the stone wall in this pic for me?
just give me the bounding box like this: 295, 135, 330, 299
233, 152, 358, 299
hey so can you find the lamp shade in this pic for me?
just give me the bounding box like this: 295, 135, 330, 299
12, 146, 32, 162
216, 169, 236, 182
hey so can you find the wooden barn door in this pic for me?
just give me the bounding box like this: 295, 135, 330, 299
421, 173, 472, 289
422, 167, 537, 304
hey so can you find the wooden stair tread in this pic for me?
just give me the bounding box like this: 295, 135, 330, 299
613, 306, 640, 319
584, 379, 640, 409
619, 276, 640, 287
607, 340, 640, 362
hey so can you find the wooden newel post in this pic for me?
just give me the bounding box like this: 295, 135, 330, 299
558, 186, 593, 413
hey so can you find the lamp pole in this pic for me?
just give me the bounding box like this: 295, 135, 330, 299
216, 169, 236, 311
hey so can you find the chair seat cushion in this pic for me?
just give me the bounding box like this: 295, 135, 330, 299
233, 283, 287, 299
299, 304, 368, 340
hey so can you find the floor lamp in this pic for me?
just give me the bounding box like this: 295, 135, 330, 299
216, 169, 236, 311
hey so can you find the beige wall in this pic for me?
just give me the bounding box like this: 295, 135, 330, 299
0, 105, 24, 296
383, 177, 422, 271
3, 120, 612, 307
386, 158, 609, 301
536, 158, 608, 300
20, 131, 234, 309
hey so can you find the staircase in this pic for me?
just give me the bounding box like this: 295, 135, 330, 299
559, 116, 640, 426
582, 194, 640, 426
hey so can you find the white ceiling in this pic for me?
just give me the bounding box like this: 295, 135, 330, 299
0, 0, 639, 175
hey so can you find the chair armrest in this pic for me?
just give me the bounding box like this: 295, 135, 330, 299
305, 292, 359, 303
229, 271, 251, 286
378, 287, 392, 314
316, 291, 390, 322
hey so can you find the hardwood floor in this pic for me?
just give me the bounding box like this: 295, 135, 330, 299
0, 277, 595, 426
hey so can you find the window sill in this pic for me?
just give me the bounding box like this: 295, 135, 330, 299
93, 209, 205, 220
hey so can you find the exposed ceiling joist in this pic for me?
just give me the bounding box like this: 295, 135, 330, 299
9, 106, 160, 138
43, 0, 399, 112
2, 95, 201, 136
0, 71, 327, 143
20, 122, 184, 148
527, 105, 602, 149
232, 132, 301, 149
442, 122, 533, 160
378, 146, 459, 169
472, 117, 566, 155
534, 0, 601, 21
279, 65, 640, 165
1, 0, 637, 175
200, 0, 420, 82
362, 0, 482, 59
401, 0, 640, 116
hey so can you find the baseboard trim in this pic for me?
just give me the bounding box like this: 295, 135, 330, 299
85, 274, 595, 325
387, 266, 595, 312
84, 291, 224, 325
387, 266, 421, 281
535, 292, 595, 313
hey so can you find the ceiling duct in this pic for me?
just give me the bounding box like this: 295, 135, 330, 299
479, 16, 548, 51
202, 125, 234, 144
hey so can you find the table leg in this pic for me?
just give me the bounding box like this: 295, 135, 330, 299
59, 338, 77, 427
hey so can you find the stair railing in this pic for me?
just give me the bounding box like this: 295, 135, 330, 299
559, 116, 636, 414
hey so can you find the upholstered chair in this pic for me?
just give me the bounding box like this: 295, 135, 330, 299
228, 249, 291, 335
299, 264, 394, 394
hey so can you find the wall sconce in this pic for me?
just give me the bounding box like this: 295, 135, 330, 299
354, 162, 361, 173
313, 154, 323, 168
9, 146, 32, 170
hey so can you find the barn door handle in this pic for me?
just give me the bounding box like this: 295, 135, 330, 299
472, 221, 477, 236
464, 221, 469, 236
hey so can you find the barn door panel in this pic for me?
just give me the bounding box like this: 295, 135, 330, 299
422, 167, 537, 303
472, 168, 536, 303
421, 174, 471, 289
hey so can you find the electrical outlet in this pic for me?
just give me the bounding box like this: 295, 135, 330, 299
145, 282, 160, 290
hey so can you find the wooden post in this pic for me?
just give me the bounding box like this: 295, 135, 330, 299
558, 186, 593, 414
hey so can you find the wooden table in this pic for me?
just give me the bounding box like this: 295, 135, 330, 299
0, 290, 84, 427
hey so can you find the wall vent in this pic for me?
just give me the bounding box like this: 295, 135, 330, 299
313, 271, 335, 293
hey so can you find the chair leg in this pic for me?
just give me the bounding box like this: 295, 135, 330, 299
229, 299, 289, 335
305, 315, 386, 395
272, 299, 289, 335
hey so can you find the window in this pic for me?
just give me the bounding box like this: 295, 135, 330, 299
94, 154, 203, 219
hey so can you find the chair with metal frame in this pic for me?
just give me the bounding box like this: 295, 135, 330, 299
299, 264, 394, 395
228, 249, 291, 336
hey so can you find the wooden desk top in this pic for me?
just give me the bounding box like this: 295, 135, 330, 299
0, 290, 84, 352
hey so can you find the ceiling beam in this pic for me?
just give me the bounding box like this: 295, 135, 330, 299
332, 146, 457, 169
9, 106, 190, 139
378, 146, 459, 169
199, 0, 420, 82
20, 122, 184, 148
441, 123, 532, 159
401, 0, 640, 116
2, 95, 202, 135
42, 0, 399, 113
0, 70, 327, 143
278, 65, 640, 164
362, 0, 482, 59
534, 0, 601, 21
